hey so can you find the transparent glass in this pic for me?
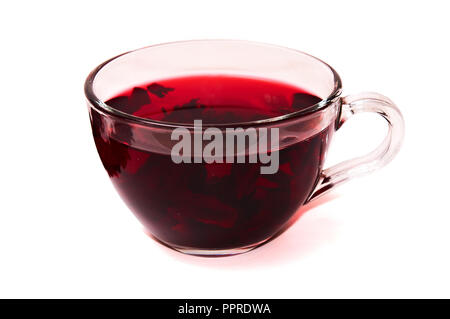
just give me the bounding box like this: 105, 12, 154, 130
85, 40, 404, 256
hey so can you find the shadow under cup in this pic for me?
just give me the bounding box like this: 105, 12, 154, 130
85, 40, 403, 256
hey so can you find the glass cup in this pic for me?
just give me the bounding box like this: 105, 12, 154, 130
84, 40, 404, 256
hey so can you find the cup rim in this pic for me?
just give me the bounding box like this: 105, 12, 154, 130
84, 39, 342, 128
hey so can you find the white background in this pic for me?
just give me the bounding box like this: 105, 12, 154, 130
1, 0, 449, 298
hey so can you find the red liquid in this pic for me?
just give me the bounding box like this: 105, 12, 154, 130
90, 75, 333, 250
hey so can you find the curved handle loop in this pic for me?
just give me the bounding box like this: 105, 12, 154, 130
307, 92, 405, 202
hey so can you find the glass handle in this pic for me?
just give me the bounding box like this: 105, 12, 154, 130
306, 92, 405, 202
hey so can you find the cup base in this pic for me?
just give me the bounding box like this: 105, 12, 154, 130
171, 246, 256, 257
148, 233, 269, 257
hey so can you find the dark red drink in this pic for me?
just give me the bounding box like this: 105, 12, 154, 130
90, 75, 334, 251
